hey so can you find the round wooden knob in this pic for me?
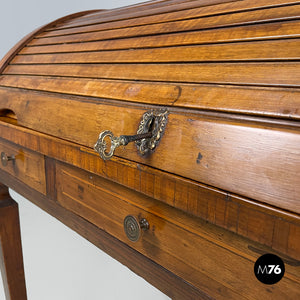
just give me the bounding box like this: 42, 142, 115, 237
1, 152, 15, 167
123, 215, 149, 242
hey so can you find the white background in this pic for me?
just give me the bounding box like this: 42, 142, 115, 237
0, 1, 170, 299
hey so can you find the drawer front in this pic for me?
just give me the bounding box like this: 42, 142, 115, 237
56, 162, 300, 300
0, 139, 46, 194
4, 91, 299, 213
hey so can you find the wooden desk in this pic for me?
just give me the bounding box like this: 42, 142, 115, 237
0, 1, 299, 299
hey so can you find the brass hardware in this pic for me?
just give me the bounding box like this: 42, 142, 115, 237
94, 108, 168, 160
94, 130, 153, 161
124, 215, 149, 242
1, 152, 15, 166
135, 108, 168, 156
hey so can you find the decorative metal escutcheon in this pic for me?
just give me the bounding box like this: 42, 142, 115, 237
123, 215, 149, 242
94, 108, 168, 160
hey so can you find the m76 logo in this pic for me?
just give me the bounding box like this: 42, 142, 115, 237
257, 265, 282, 275
254, 254, 285, 284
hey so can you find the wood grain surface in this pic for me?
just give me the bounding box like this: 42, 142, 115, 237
0, 167, 210, 300
22, 21, 300, 54
0, 88, 298, 213
0, 120, 299, 260
55, 162, 300, 300
43, 0, 299, 33
0, 139, 46, 194
0, 0, 299, 298
0, 183, 27, 300
34, 3, 300, 43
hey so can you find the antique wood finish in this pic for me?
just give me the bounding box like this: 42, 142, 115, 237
0, 166, 209, 300
0, 88, 299, 213
0, 139, 46, 195
0, 119, 299, 260
0, 183, 27, 300
55, 162, 300, 299
0, 0, 299, 299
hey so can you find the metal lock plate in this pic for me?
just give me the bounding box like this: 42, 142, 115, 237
94, 108, 168, 160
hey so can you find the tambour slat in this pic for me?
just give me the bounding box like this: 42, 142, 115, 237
55, 0, 241, 30
0, 75, 299, 119
4, 63, 300, 87
33, 5, 300, 45
13, 40, 300, 64
23, 21, 300, 54
54, 0, 299, 32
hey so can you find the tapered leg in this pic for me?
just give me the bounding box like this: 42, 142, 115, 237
0, 183, 27, 300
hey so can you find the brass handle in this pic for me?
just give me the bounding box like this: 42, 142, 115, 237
124, 215, 149, 242
1, 152, 15, 166
94, 109, 168, 161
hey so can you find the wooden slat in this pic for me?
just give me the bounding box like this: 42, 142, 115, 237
0, 87, 299, 214
22, 21, 300, 54
55, 0, 243, 30
13, 40, 300, 64
41, 0, 297, 37
54, 0, 299, 32
4, 62, 300, 87
1, 75, 299, 119
32, 5, 300, 45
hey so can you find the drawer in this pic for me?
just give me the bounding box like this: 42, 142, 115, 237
56, 162, 300, 300
4, 91, 299, 213
0, 139, 46, 194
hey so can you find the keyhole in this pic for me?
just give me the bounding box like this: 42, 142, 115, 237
147, 117, 156, 133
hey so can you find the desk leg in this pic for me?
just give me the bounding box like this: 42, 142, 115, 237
0, 184, 27, 300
